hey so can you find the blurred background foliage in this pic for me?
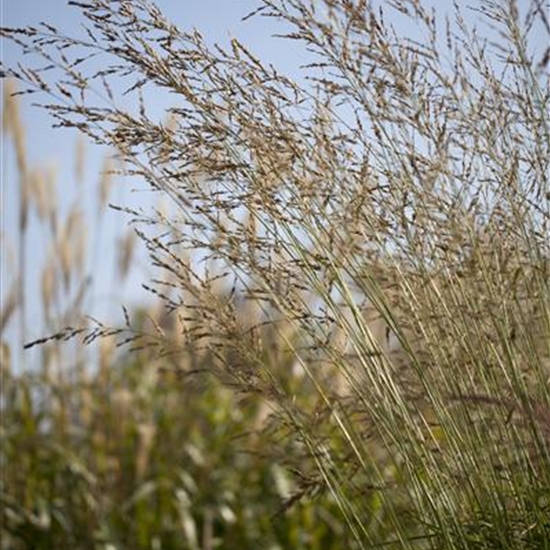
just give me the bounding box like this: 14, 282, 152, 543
0, 85, 355, 549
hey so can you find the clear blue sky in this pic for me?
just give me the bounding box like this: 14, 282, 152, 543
1, 0, 310, 361
1, 0, 546, 366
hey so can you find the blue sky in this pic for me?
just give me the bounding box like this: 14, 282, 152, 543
1, 0, 547, 364
2, 0, 308, 357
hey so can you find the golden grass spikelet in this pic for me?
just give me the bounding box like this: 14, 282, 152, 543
57, 206, 86, 287
45, 164, 58, 231
99, 336, 115, 381
74, 134, 86, 184
73, 214, 87, 278
24, 163, 58, 230
42, 342, 62, 381
98, 156, 115, 210
136, 422, 156, 479
117, 228, 136, 281
58, 226, 73, 289
41, 255, 57, 320
27, 168, 47, 222
2, 80, 17, 135
3, 81, 27, 177
0, 284, 18, 335
0, 341, 11, 375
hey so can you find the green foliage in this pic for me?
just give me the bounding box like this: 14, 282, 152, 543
1, 356, 351, 549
